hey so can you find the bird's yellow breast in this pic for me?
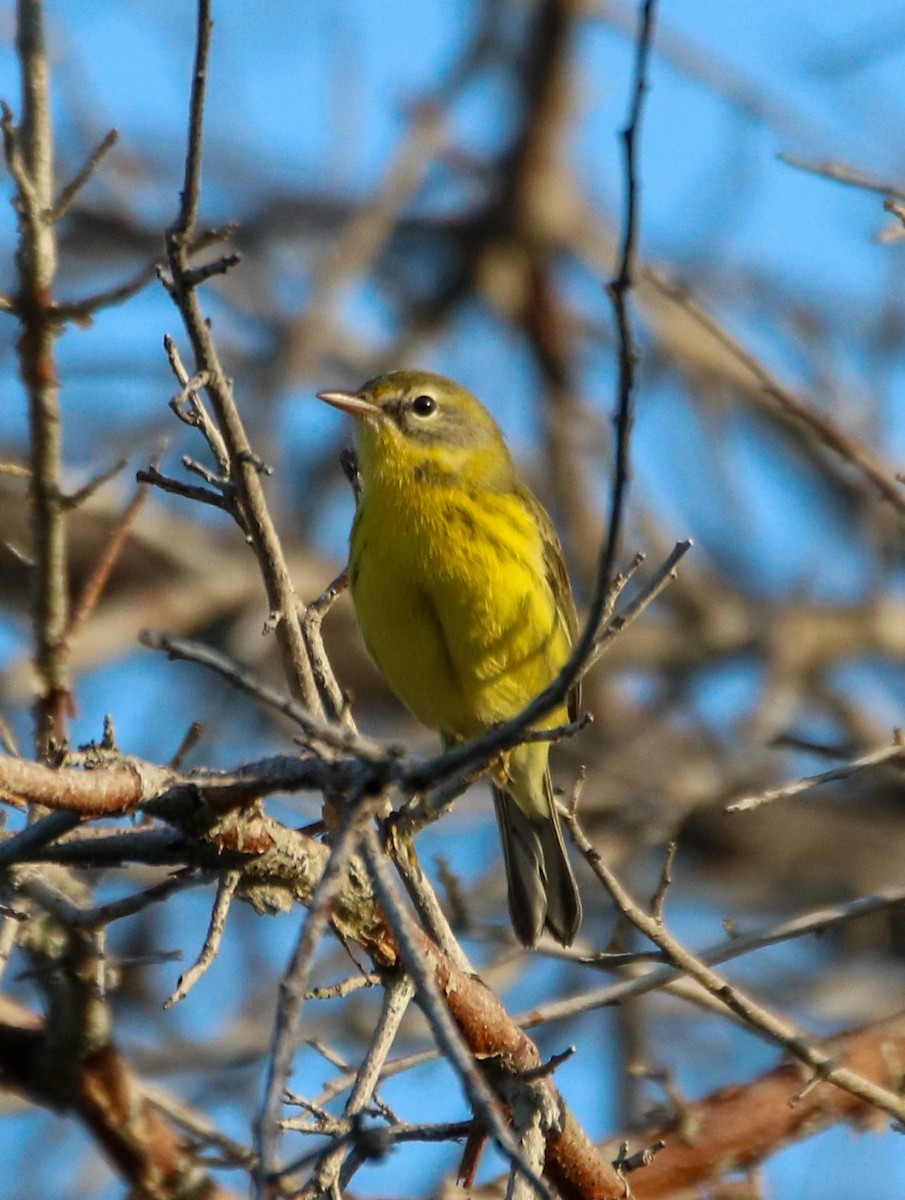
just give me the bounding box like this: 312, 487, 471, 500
349, 453, 571, 742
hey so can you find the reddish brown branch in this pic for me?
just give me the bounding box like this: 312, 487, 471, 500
0, 756, 627, 1195
0, 754, 145, 814
363, 924, 626, 1199
0, 751, 349, 823
0, 996, 239, 1200
622, 1010, 905, 1197
16, 758, 898, 1199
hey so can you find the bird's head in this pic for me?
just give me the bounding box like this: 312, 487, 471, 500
317, 370, 515, 490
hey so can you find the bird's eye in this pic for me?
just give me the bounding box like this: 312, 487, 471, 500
411, 394, 437, 417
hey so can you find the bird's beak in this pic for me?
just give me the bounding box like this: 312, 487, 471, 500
317, 390, 381, 420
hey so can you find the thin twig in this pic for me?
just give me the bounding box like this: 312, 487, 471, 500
589, 540, 691, 666
181, 454, 228, 489
54, 257, 159, 319
280, 1111, 472, 1146
165, 869, 241, 1007
48, 127, 119, 222
62, 473, 151, 644
779, 152, 905, 204
566, 812, 905, 1126
0, 809, 80, 867
299, 975, 416, 1197
649, 841, 677, 922
883, 196, 905, 238
136, 464, 233, 512
600, 0, 656, 609
359, 823, 553, 1200
648, 265, 905, 517
62, 457, 128, 509
20, 869, 191, 935
278, 1111, 472, 1185
727, 740, 905, 814
164, 0, 325, 721
169, 721, 206, 770
385, 825, 475, 973
143, 1083, 256, 1169
139, 631, 389, 763
350, 884, 905, 1093
301, 570, 352, 727
69, 870, 204, 929
183, 252, 241, 287
163, 345, 228, 473
520, 887, 905, 1027
254, 794, 379, 1194
306, 973, 380, 1002
311, 1045, 438, 1110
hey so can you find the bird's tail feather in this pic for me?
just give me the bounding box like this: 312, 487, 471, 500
492, 772, 581, 948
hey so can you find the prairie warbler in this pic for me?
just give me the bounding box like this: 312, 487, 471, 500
318, 370, 582, 947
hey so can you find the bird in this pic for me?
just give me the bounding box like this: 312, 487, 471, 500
318, 369, 582, 947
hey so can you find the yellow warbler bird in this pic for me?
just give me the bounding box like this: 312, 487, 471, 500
318, 370, 582, 947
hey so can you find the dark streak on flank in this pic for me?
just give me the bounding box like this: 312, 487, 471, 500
349, 531, 367, 587
443, 502, 525, 566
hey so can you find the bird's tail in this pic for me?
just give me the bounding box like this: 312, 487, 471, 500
492, 769, 582, 948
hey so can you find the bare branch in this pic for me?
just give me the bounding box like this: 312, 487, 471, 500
647, 265, 905, 518
48, 127, 118, 222
606, 1011, 905, 1198
567, 812, 905, 1126
136, 463, 234, 512
0, 808, 80, 866
53, 257, 159, 320
164, 0, 326, 720
727, 739, 905, 814
62, 473, 151, 644
139, 631, 389, 762
298, 974, 416, 1196
0, 998, 241, 1199
165, 869, 241, 1007
8, 2, 71, 754
360, 821, 553, 1200
62, 457, 127, 509
255, 794, 379, 1193
779, 151, 905, 203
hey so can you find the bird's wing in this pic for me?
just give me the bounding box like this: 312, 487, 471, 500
518, 483, 581, 722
